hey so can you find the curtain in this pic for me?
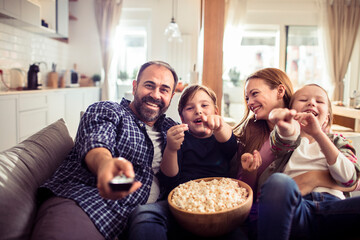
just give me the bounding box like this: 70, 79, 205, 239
317, 0, 360, 101
94, 0, 123, 100
223, 0, 247, 74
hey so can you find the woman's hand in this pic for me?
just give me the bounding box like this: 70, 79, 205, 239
241, 150, 262, 172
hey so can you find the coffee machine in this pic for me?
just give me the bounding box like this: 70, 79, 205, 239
27, 63, 40, 90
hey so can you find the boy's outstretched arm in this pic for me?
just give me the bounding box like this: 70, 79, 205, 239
160, 124, 188, 177
202, 114, 233, 142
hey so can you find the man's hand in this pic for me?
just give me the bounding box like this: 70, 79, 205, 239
97, 157, 142, 200
85, 148, 142, 200
241, 150, 262, 172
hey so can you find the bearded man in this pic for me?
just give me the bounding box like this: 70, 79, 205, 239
31, 61, 179, 240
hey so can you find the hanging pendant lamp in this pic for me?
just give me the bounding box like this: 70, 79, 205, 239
164, 0, 182, 42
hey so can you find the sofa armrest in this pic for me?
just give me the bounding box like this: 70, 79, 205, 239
0, 118, 74, 240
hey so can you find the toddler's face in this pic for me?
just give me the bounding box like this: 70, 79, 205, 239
291, 85, 329, 128
181, 90, 217, 138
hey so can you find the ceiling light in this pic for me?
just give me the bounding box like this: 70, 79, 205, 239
164, 0, 182, 42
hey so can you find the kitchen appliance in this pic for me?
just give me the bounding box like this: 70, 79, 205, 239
27, 62, 47, 90
9, 68, 26, 89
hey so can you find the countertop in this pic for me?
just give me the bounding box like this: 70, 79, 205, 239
0, 86, 99, 96
332, 104, 360, 119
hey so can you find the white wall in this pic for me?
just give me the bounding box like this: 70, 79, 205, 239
67, 0, 102, 77
0, 23, 68, 90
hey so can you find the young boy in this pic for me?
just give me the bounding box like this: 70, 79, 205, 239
127, 84, 239, 240
159, 84, 237, 192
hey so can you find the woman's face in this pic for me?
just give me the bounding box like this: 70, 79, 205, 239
245, 78, 285, 121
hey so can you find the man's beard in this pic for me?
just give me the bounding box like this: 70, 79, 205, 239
133, 95, 169, 122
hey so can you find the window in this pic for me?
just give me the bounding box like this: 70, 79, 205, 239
112, 8, 151, 102
285, 26, 328, 91
222, 28, 278, 122
222, 25, 332, 123
114, 26, 147, 84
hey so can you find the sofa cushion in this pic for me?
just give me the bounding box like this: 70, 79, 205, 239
0, 118, 74, 240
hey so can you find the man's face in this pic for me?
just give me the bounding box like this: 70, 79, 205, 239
130, 65, 175, 126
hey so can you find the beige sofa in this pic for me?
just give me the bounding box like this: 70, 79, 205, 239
0, 119, 74, 240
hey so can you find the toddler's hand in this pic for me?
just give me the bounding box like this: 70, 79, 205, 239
241, 150, 262, 172
166, 124, 189, 151
269, 108, 297, 137
294, 112, 322, 136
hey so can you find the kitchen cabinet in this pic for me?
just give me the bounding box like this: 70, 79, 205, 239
18, 92, 48, 141
0, 0, 40, 26
21, 0, 40, 26
0, 0, 68, 39
0, 87, 100, 151
56, 0, 68, 38
0, 0, 21, 19
0, 95, 17, 151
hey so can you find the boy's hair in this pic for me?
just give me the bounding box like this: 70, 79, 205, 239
290, 83, 333, 130
178, 84, 217, 117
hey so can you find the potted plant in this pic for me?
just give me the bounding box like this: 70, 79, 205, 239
228, 67, 241, 87
92, 74, 101, 86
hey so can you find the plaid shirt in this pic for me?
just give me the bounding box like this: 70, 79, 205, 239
40, 98, 176, 240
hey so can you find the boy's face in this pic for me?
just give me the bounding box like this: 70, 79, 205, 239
291, 85, 329, 128
181, 90, 218, 138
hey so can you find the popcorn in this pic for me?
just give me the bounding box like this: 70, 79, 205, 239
171, 178, 248, 213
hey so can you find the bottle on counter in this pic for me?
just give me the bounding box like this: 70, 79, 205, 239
47, 63, 58, 88
70, 64, 79, 87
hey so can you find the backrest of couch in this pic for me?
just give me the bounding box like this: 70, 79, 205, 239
0, 118, 74, 240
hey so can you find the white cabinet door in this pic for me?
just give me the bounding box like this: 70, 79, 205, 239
18, 108, 47, 142
48, 91, 65, 124
65, 91, 83, 139
21, 0, 40, 26
83, 87, 100, 111
56, 0, 69, 38
18, 93, 48, 141
0, 95, 17, 151
0, 0, 21, 18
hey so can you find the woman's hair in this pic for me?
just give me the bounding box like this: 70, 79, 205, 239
290, 83, 333, 131
178, 84, 217, 117
233, 68, 294, 155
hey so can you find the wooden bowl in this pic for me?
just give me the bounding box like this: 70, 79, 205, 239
168, 177, 253, 237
